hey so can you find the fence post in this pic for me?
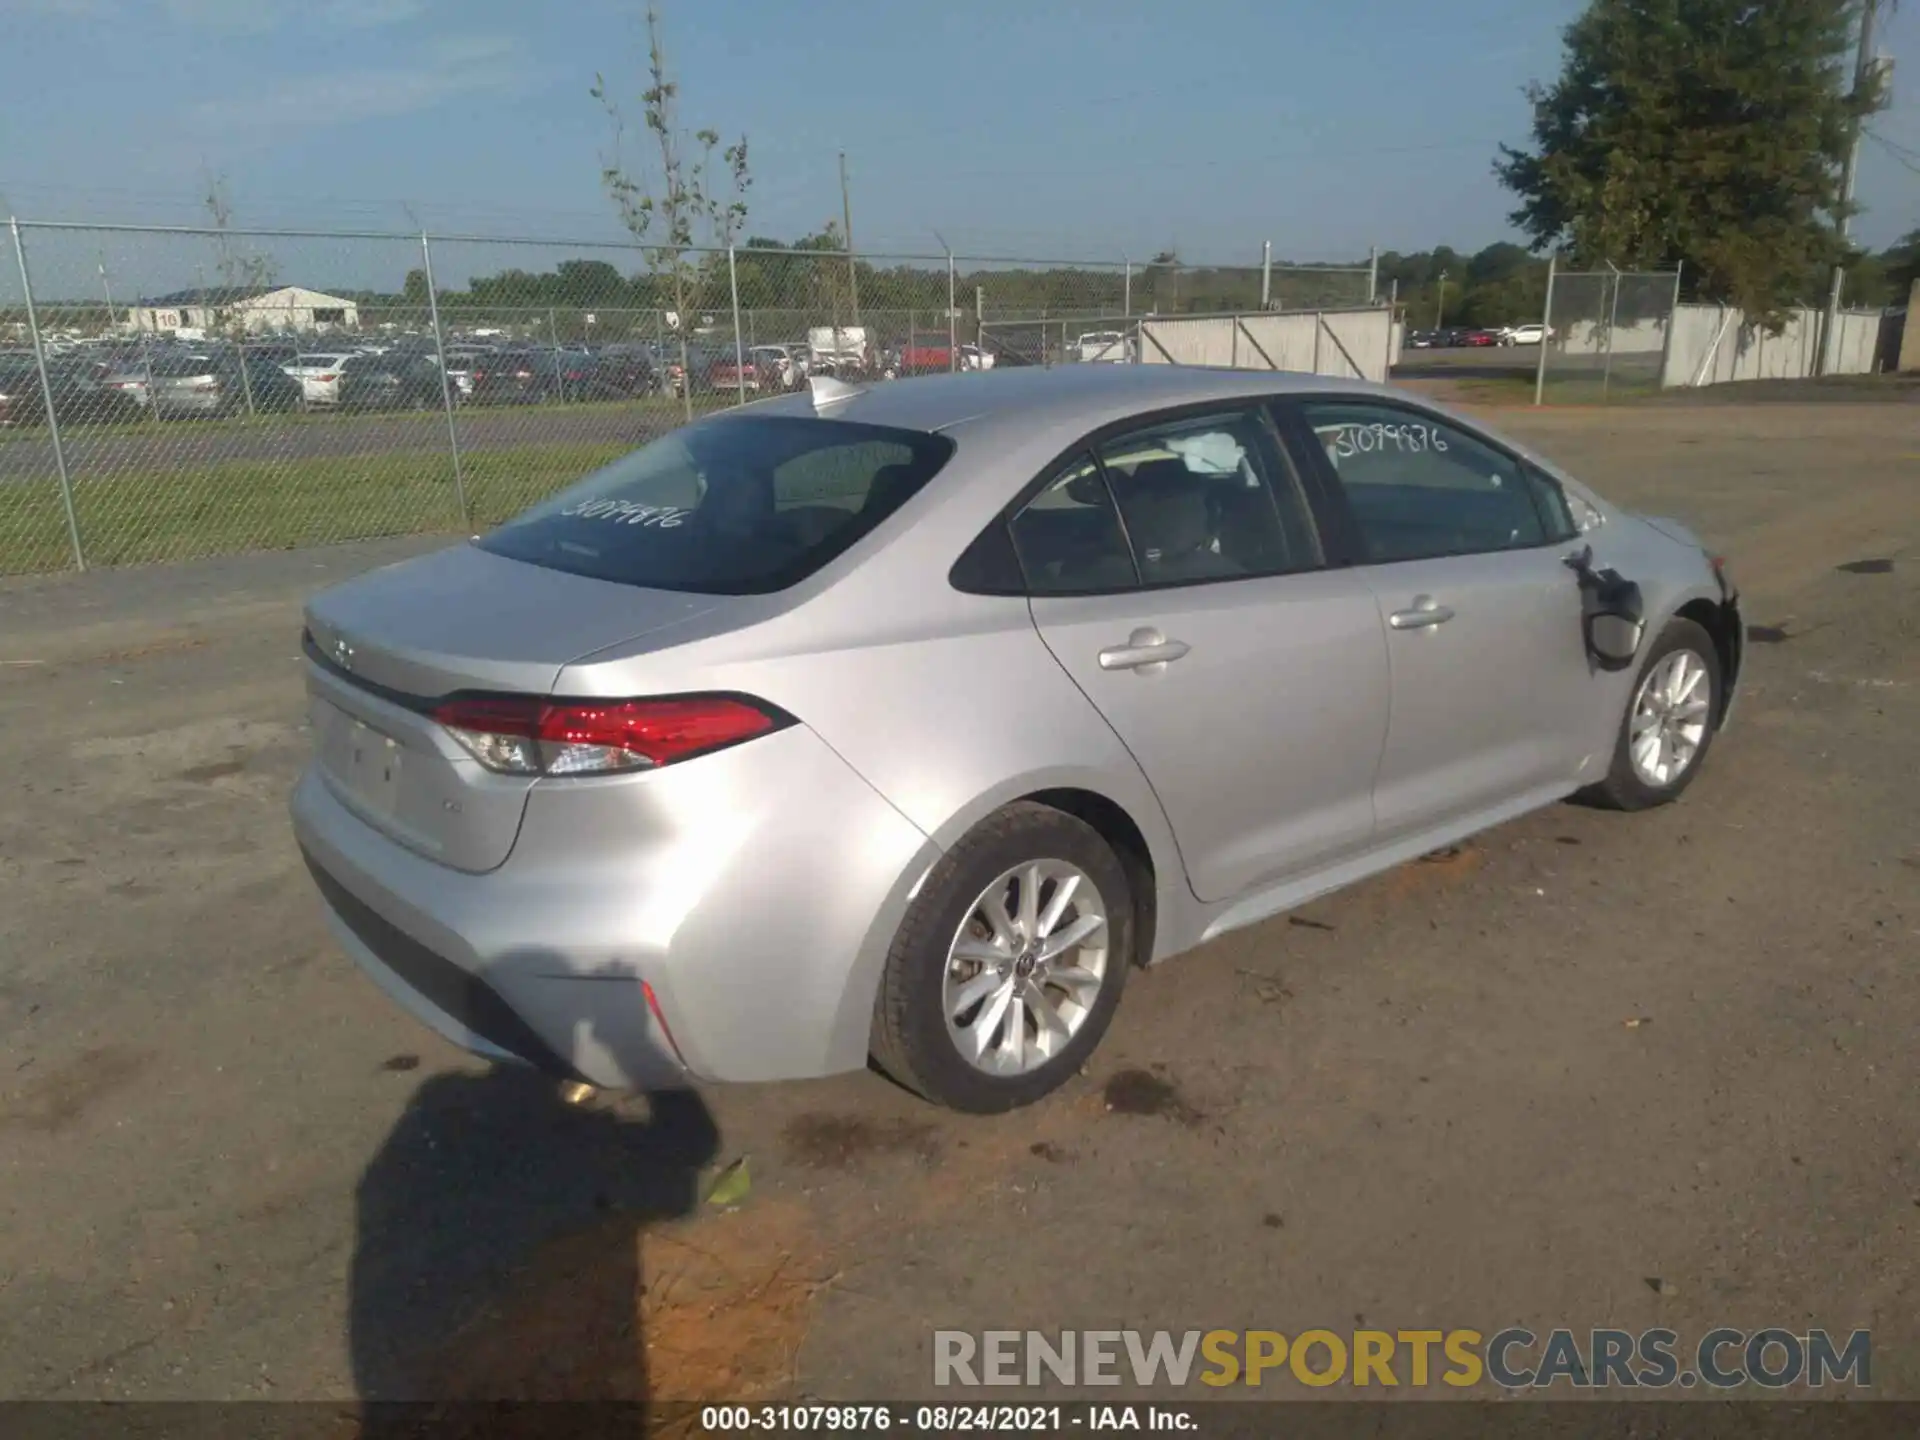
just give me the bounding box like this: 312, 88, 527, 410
1600, 263, 1622, 403
727, 245, 747, 407
10, 217, 84, 572
1367, 245, 1379, 305
419, 232, 470, 529
1123, 259, 1132, 321
547, 308, 564, 402
1533, 255, 1557, 406
1260, 242, 1272, 310
1656, 263, 1684, 390
1386, 280, 1399, 379
138, 327, 161, 430
1312, 311, 1323, 373
947, 251, 958, 372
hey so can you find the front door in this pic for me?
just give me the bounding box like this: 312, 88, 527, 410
1282, 398, 1597, 842
1015, 408, 1390, 904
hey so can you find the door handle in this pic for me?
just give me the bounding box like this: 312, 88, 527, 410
1388, 595, 1455, 630
1098, 627, 1191, 671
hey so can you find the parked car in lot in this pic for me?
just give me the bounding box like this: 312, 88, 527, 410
750, 344, 803, 390
293, 366, 1744, 1113
466, 351, 552, 406
442, 348, 494, 400
144, 350, 305, 418
589, 345, 662, 398
707, 351, 759, 393
337, 352, 446, 412
1498, 323, 1552, 346
661, 344, 723, 397
0, 355, 146, 427
1405, 329, 1438, 349
1074, 331, 1131, 364
283, 352, 359, 408
1457, 328, 1500, 347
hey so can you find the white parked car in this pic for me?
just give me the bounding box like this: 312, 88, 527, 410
1499, 324, 1552, 347
750, 345, 802, 390
282, 352, 359, 407
1075, 331, 1131, 364
959, 344, 995, 372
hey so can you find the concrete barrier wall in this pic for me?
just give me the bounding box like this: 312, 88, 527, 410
1661, 304, 1885, 387
1138, 308, 1395, 382
1560, 318, 1668, 357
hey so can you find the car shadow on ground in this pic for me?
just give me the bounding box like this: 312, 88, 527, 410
347, 1059, 720, 1434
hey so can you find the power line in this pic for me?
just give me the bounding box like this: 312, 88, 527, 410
1866, 127, 1920, 173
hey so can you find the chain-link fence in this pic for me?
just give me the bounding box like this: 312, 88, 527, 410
1535, 263, 1684, 404
0, 220, 1393, 575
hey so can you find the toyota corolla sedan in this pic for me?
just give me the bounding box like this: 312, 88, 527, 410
292, 366, 1742, 1112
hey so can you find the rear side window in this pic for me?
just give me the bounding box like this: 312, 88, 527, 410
1009, 455, 1139, 594
477, 416, 954, 595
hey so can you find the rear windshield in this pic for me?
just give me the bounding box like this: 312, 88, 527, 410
477, 416, 955, 595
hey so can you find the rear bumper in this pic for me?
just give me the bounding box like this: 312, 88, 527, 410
291, 723, 938, 1089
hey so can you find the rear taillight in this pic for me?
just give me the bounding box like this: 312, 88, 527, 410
317, 373, 337, 383
430, 695, 785, 776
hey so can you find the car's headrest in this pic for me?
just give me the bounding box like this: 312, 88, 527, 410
1115, 461, 1211, 560
861, 463, 921, 516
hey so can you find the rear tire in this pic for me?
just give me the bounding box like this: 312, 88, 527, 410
1582, 617, 1722, 811
871, 803, 1132, 1113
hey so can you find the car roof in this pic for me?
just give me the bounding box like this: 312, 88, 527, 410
738, 363, 1386, 439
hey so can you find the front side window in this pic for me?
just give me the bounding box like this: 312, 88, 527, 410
477, 416, 953, 594
1097, 411, 1318, 584
1299, 401, 1550, 562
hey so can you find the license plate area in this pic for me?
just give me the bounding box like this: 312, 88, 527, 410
319, 702, 404, 819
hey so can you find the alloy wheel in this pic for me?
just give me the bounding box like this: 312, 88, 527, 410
1629, 648, 1711, 787
943, 860, 1110, 1076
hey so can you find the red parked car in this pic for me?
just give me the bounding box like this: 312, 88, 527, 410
1458, 328, 1500, 347
706, 353, 758, 391
891, 343, 956, 376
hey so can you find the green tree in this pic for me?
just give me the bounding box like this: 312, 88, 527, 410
592, 5, 750, 417
1496, 0, 1884, 321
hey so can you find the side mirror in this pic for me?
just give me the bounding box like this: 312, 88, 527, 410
1585, 607, 1646, 669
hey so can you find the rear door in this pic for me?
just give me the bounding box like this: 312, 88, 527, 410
1279, 397, 1595, 843
1018, 406, 1389, 904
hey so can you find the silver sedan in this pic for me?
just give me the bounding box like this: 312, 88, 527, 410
292, 366, 1743, 1112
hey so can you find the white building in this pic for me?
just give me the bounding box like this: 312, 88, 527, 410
130, 285, 361, 336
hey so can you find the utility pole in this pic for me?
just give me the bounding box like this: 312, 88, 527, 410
839, 149, 861, 326
1821, 0, 1880, 375
1434, 270, 1448, 330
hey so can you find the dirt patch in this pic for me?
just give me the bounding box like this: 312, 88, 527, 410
177, 758, 247, 783
643, 1201, 833, 1402
1378, 841, 1488, 900
1101, 1068, 1203, 1124
0, 1045, 154, 1134
781, 1114, 942, 1168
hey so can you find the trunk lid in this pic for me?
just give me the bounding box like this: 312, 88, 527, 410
302, 543, 725, 872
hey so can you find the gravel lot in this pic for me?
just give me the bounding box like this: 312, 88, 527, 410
1, 398, 1915, 1407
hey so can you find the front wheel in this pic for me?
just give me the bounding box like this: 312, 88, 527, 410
1582, 617, 1722, 811
871, 803, 1132, 1112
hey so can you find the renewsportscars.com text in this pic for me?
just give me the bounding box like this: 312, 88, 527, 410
933, 1327, 1871, 1391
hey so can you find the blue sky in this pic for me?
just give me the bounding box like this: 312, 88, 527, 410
3, 0, 1916, 281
